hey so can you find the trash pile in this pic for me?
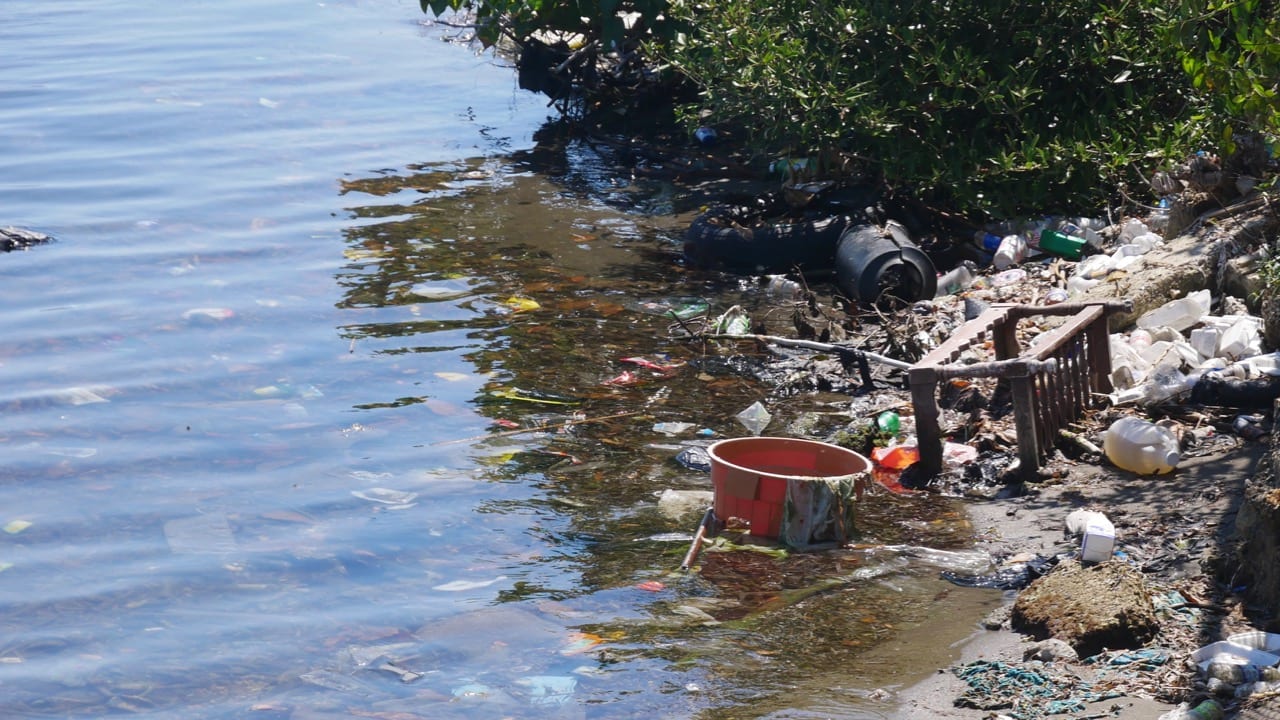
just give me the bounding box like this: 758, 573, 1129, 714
651, 190, 1280, 718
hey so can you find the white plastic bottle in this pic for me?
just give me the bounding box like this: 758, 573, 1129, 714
1136, 289, 1212, 332
1103, 416, 1181, 474
993, 234, 1027, 270
935, 262, 977, 297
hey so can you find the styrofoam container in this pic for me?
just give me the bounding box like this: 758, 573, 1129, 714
1191, 640, 1280, 673
1079, 514, 1116, 564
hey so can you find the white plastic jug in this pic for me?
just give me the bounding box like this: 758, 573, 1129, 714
1103, 416, 1181, 474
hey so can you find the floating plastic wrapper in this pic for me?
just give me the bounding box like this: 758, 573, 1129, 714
735, 401, 772, 435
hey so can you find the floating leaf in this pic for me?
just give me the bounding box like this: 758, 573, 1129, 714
504, 296, 541, 312
559, 632, 604, 655
489, 387, 579, 406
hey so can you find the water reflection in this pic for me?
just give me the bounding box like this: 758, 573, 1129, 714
325, 149, 999, 718
0, 1, 1001, 714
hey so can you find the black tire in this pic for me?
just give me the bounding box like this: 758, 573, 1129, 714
683, 202, 854, 274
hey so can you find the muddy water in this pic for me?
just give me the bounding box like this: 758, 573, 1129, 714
0, 2, 1002, 717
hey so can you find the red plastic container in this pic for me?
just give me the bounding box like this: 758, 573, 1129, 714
707, 437, 871, 539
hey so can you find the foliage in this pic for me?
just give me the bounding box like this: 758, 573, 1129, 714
1158, 0, 1280, 155
422, 1, 1279, 220
654, 0, 1221, 217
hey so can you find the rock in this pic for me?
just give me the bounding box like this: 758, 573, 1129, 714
1023, 638, 1078, 663
981, 604, 1011, 630
1010, 559, 1158, 658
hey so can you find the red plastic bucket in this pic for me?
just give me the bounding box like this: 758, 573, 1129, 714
707, 437, 870, 540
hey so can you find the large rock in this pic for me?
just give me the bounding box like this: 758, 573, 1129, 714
1011, 559, 1158, 658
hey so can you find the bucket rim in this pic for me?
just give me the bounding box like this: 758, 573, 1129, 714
706, 436, 870, 480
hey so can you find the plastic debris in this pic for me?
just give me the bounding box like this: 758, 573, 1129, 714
55, 387, 110, 405
503, 296, 540, 313
674, 445, 712, 471
351, 488, 418, 507
181, 307, 235, 322
1065, 509, 1116, 564
1103, 416, 1180, 474
517, 675, 577, 706
652, 421, 697, 436
408, 277, 476, 300
711, 305, 751, 335
1136, 289, 1211, 332
432, 575, 508, 592
3, 520, 32, 535
735, 401, 772, 435
163, 513, 237, 555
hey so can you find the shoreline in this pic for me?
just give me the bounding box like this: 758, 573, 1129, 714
884, 439, 1268, 719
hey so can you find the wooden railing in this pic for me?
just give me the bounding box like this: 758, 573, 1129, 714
908, 300, 1132, 476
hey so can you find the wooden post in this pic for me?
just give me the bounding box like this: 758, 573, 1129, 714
909, 366, 943, 476
1008, 362, 1042, 475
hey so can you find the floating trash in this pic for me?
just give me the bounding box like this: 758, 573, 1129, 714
408, 277, 478, 300
181, 307, 235, 321
351, 488, 418, 507
516, 675, 577, 705
3, 520, 32, 535
735, 401, 772, 435
163, 513, 237, 555
54, 387, 110, 405
433, 575, 508, 592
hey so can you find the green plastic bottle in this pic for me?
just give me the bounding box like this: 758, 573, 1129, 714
1038, 228, 1088, 260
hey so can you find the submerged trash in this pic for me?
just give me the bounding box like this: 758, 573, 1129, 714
674, 445, 712, 472
433, 575, 508, 592
351, 487, 418, 507
516, 675, 577, 706
735, 401, 772, 436
653, 421, 697, 436
942, 554, 1057, 590
163, 513, 237, 554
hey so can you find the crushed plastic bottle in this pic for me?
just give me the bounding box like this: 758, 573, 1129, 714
1158, 699, 1223, 720
992, 268, 1027, 288
765, 274, 805, 300
935, 261, 977, 297
1043, 287, 1070, 305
